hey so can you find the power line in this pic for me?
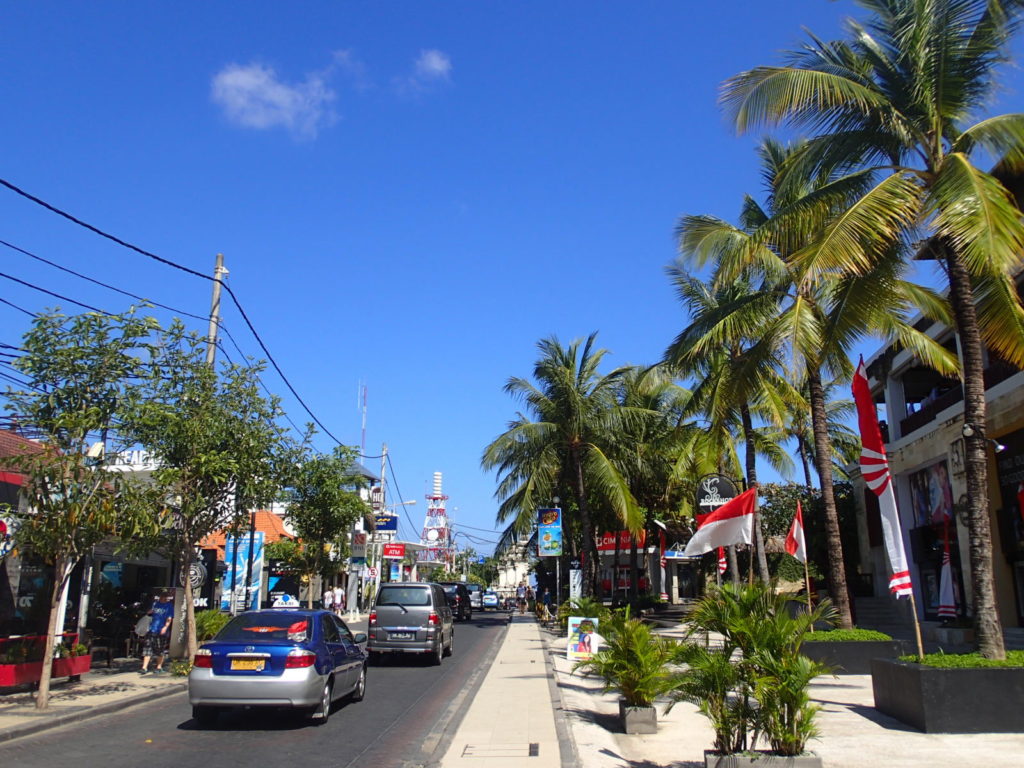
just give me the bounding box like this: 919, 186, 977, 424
0, 297, 36, 318
0, 269, 111, 314
0, 238, 209, 323
0, 177, 342, 445
385, 453, 420, 536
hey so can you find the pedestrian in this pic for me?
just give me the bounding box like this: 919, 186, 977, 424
322, 585, 334, 612
516, 583, 527, 614
140, 592, 174, 675
333, 584, 345, 616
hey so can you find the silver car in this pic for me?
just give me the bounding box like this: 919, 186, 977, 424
367, 582, 454, 665
188, 609, 367, 726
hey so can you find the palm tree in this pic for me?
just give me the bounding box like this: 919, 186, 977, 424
664, 274, 794, 583
721, 0, 1024, 658
676, 138, 956, 628
482, 334, 644, 596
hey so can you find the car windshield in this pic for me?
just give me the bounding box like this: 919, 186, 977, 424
441, 586, 458, 596
216, 612, 310, 642
376, 586, 431, 606
466, 585, 481, 593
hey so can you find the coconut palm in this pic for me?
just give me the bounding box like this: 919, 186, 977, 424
482, 334, 645, 596
721, 0, 1024, 658
676, 138, 956, 628
664, 273, 795, 583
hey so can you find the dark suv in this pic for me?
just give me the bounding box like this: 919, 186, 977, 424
438, 582, 472, 621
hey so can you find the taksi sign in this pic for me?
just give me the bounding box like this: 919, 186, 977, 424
382, 543, 406, 559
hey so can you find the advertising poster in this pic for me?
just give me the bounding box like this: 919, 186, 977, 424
221, 532, 265, 612
569, 558, 582, 600
566, 616, 600, 661
908, 460, 954, 527
537, 507, 563, 557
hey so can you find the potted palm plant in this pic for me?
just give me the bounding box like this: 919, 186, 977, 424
573, 608, 680, 733
670, 583, 833, 766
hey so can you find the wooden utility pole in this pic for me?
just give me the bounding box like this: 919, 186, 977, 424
205, 253, 227, 367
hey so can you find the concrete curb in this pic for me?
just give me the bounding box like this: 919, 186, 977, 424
538, 625, 581, 768
0, 681, 187, 745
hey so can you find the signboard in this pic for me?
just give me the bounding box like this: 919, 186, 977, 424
596, 530, 647, 551
566, 616, 600, 661
537, 507, 563, 557
382, 542, 406, 559
367, 566, 378, 579
696, 474, 739, 516
389, 562, 401, 581
221, 532, 265, 612
352, 532, 367, 558
374, 514, 398, 532
569, 566, 582, 600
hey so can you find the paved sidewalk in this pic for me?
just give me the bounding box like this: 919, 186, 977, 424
0, 661, 186, 744
438, 614, 569, 768
541, 620, 1024, 768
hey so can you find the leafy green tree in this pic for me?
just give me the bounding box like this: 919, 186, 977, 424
721, 0, 1024, 658
482, 334, 645, 596
3, 309, 160, 709
119, 321, 293, 658
284, 445, 369, 607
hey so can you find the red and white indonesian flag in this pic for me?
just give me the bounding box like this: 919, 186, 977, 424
785, 501, 807, 563
683, 487, 757, 557
853, 358, 913, 597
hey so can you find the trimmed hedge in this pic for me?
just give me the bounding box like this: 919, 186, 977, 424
898, 649, 1024, 668
803, 628, 892, 642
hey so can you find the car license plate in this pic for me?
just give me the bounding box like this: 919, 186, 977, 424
389, 632, 414, 640
230, 659, 265, 671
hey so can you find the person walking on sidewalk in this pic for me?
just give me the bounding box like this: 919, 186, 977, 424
516, 583, 527, 614
322, 585, 334, 612
140, 593, 174, 675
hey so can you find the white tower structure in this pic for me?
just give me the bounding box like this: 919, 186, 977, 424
418, 472, 452, 568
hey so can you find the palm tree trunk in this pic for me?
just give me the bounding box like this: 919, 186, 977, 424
807, 369, 854, 629
946, 249, 1006, 659
571, 448, 600, 598
798, 436, 814, 490
741, 403, 770, 582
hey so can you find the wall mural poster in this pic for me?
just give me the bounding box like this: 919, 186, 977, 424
908, 459, 954, 527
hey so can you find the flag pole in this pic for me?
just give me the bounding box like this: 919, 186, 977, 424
803, 550, 813, 632
907, 591, 925, 660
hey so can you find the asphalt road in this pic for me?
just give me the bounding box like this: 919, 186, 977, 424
0, 611, 511, 768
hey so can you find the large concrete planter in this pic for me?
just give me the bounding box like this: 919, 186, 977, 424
618, 699, 657, 734
871, 658, 1024, 732
704, 750, 822, 767
800, 640, 905, 674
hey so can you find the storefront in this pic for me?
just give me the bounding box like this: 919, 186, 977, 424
994, 428, 1024, 625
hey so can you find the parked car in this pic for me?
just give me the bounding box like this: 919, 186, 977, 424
367, 582, 454, 665
188, 609, 367, 727
482, 591, 499, 610
465, 583, 483, 610
438, 582, 473, 621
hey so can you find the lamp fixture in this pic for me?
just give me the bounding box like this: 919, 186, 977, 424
962, 423, 977, 438
990, 439, 1007, 454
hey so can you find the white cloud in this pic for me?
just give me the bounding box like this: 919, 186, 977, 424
415, 49, 452, 81
396, 49, 453, 95
210, 62, 337, 139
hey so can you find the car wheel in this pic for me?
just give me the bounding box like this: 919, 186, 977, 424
310, 680, 332, 723
431, 638, 443, 666
444, 630, 454, 657
350, 664, 366, 702
192, 706, 218, 728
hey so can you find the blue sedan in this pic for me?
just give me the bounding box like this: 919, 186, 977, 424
188, 609, 367, 726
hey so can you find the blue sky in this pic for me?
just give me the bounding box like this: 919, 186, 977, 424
2, 2, 1023, 553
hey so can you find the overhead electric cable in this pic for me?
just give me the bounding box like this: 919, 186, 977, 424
0, 178, 342, 445
2, 295, 48, 318
0, 270, 110, 314
385, 453, 420, 534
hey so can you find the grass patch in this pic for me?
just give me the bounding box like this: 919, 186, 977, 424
803, 628, 892, 642
898, 649, 1024, 668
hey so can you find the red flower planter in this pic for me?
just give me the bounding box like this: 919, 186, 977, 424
0, 654, 92, 686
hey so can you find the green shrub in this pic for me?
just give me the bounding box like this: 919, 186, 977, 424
169, 659, 193, 676
899, 649, 1024, 668
573, 608, 681, 707
803, 628, 892, 642
556, 597, 610, 633
194, 609, 232, 641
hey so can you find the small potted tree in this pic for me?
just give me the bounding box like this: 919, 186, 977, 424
573, 608, 680, 733
671, 583, 833, 767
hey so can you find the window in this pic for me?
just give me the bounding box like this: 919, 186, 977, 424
216, 612, 309, 642
376, 586, 431, 606
321, 615, 340, 643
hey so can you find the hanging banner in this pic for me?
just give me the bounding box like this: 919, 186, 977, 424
569, 557, 583, 600
537, 507, 563, 557
221, 532, 265, 611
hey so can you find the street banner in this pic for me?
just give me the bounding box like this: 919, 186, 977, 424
569, 558, 582, 600
566, 616, 600, 661
853, 357, 913, 597
221, 532, 265, 611
938, 520, 957, 619
785, 502, 807, 562
537, 507, 563, 557
682, 487, 757, 557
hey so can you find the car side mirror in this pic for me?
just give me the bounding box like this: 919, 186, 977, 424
353, 632, 367, 644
